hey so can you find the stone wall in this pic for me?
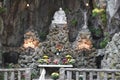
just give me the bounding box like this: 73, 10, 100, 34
101, 32, 120, 69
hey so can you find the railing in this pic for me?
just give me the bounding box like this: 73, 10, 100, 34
38, 68, 46, 80
0, 68, 31, 80
59, 68, 120, 80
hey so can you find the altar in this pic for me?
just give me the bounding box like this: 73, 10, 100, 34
38, 64, 73, 68
38, 64, 73, 79
38, 64, 73, 73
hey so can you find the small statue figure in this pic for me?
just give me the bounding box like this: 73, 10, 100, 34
82, 11, 88, 29
52, 7, 67, 24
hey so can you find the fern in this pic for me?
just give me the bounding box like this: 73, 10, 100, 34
0, 7, 6, 14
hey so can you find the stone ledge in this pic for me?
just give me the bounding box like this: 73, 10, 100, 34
38, 64, 73, 68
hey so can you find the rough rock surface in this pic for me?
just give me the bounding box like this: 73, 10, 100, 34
72, 27, 96, 68
106, 0, 120, 35
101, 32, 120, 69
1, 0, 86, 47
16, 23, 96, 69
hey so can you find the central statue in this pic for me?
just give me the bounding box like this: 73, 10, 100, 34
52, 7, 67, 24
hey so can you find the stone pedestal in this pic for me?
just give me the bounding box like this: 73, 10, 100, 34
72, 28, 96, 68
72, 29, 92, 50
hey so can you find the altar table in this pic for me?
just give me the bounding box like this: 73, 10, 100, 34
38, 64, 73, 75
38, 64, 73, 68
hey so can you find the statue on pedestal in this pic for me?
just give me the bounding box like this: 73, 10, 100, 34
52, 7, 67, 24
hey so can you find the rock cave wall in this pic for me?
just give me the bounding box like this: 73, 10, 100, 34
0, 0, 119, 69
0, 0, 85, 47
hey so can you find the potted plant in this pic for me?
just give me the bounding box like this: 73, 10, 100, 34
51, 72, 59, 80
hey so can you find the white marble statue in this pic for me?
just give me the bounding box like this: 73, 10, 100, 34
82, 11, 88, 29
52, 7, 67, 24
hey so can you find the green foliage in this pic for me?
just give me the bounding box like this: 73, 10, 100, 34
101, 12, 107, 26
92, 8, 107, 26
64, 8, 70, 14
0, 73, 4, 80
0, 21, 1, 31
0, 50, 3, 54
5, 63, 21, 68
100, 32, 110, 48
71, 19, 77, 26
92, 12, 98, 17
90, 29, 110, 48
0, 7, 6, 14
39, 32, 46, 41
31, 72, 38, 79
21, 79, 25, 80
90, 28, 102, 36
92, 8, 104, 17
100, 37, 109, 48
51, 72, 59, 79
0, 17, 3, 32
6, 63, 14, 68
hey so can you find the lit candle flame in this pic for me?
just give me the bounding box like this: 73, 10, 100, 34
27, 4, 30, 7
23, 38, 39, 48
77, 39, 92, 50
86, 3, 89, 7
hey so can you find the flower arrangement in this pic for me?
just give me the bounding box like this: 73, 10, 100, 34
65, 54, 72, 59
53, 59, 59, 64
43, 55, 49, 59
37, 54, 75, 65
37, 55, 51, 64
37, 59, 51, 64
69, 59, 76, 64
51, 72, 59, 80
62, 54, 75, 64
